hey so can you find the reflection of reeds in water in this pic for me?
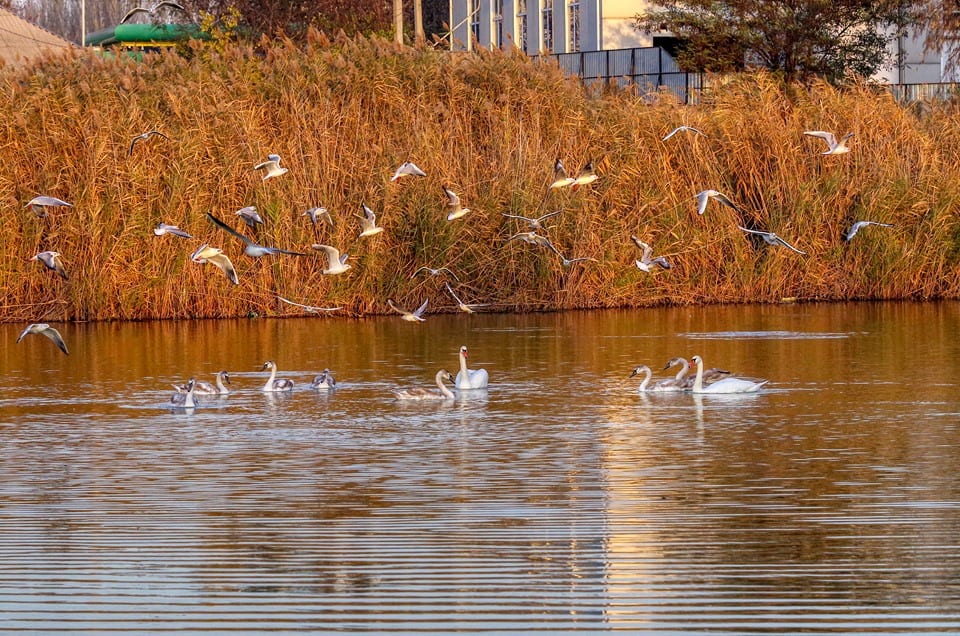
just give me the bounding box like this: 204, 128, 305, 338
2, 34, 960, 322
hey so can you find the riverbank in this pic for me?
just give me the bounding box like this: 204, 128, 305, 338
2, 33, 959, 322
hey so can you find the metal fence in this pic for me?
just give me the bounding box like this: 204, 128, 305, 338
546, 46, 704, 103
547, 46, 960, 105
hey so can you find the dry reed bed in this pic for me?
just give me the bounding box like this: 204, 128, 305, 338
1, 33, 959, 322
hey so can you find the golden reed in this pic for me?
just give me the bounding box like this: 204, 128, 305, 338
1, 33, 958, 321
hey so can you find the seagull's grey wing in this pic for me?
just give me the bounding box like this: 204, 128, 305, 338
27, 196, 72, 208
386, 299, 407, 315
651, 256, 672, 270
443, 186, 460, 207
360, 203, 376, 222
501, 213, 533, 222
803, 130, 837, 147
537, 209, 563, 222
164, 224, 192, 239
128, 136, 141, 155
737, 226, 767, 237
207, 212, 254, 247
413, 299, 429, 317
40, 326, 69, 355
207, 252, 239, 285
437, 267, 460, 282
16, 324, 37, 343
274, 246, 307, 256
696, 191, 711, 215
312, 244, 341, 266
156, 0, 186, 10
277, 296, 341, 312
712, 192, 742, 212
773, 236, 806, 255
444, 282, 464, 304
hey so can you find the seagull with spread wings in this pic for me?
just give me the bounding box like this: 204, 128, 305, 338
631, 236, 672, 272
662, 125, 704, 141
311, 244, 351, 275
696, 189, 744, 216
31, 251, 68, 280
390, 161, 426, 181
254, 154, 288, 180
128, 130, 171, 155
844, 220, 893, 241
803, 130, 854, 155
17, 323, 69, 355
356, 202, 384, 237
443, 185, 471, 221
738, 226, 807, 255
207, 212, 306, 258
501, 209, 562, 231
153, 222, 192, 239
445, 282, 489, 314
387, 298, 429, 322
190, 244, 239, 285
25, 196, 72, 218
120, 1, 185, 23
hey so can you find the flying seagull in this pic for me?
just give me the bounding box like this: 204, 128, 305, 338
302, 207, 333, 227
120, 1, 185, 23
254, 154, 288, 180
844, 220, 893, 241
549, 159, 575, 189
501, 209, 562, 231
235, 206, 263, 229
25, 196, 72, 218
207, 212, 306, 257
544, 242, 596, 268
443, 185, 470, 221
738, 226, 807, 255
387, 298, 429, 322
696, 189, 744, 216
128, 130, 171, 155
571, 160, 598, 191
505, 231, 556, 250
311, 244, 351, 275
412, 266, 459, 282
631, 236, 672, 272
17, 323, 69, 355
445, 282, 489, 314
390, 161, 426, 181
153, 222, 192, 238
190, 244, 239, 285
31, 251, 68, 280
356, 202, 384, 238
803, 130, 854, 155
662, 125, 705, 141
277, 296, 342, 313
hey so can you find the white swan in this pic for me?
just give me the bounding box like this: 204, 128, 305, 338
194, 370, 230, 395
628, 365, 654, 391
455, 345, 489, 390
654, 357, 732, 391
690, 355, 767, 394
394, 369, 455, 400
310, 369, 336, 390
170, 377, 198, 408
261, 360, 294, 392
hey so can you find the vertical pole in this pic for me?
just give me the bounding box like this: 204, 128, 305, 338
81, 0, 86, 46
394, 0, 404, 44
414, 0, 424, 44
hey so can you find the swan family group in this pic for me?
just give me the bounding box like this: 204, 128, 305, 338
630, 355, 768, 394
170, 344, 491, 408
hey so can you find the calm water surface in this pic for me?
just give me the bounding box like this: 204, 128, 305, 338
1, 302, 959, 634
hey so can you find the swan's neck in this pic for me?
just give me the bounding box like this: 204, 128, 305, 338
675, 359, 690, 382
637, 368, 652, 391
217, 374, 228, 393
263, 366, 277, 391
693, 358, 704, 393
459, 351, 469, 376
436, 373, 454, 398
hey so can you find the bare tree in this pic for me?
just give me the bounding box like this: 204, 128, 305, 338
912, 0, 960, 79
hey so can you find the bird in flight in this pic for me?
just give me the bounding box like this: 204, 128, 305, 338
549, 159, 575, 189
631, 236, 672, 272
662, 125, 704, 141
387, 298, 429, 322
254, 154, 288, 180
444, 282, 489, 313
412, 266, 459, 282
505, 231, 556, 250
738, 226, 807, 255
544, 242, 596, 268
571, 160, 598, 191
803, 130, 854, 155
311, 244, 351, 275
190, 244, 239, 285
302, 207, 334, 228
235, 206, 263, 229
501, 209, 562, 231
17, 323, 69, 355
153, 222, 192, 239
207, 212, 306, 257
443, 186, 470, 221
31, 251, 68, 280
390, 161, 426, 181
356, 203, 384, 237
25, 196, 72, 218
128, 130, 171, 155
696, 189, 744, 216
277, 296, 342, 313
844, 220, 893, 241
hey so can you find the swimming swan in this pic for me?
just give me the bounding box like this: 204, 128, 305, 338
261, 360, 294, 392
194, 370, 230, 395
628, 365, 654, 391
394, 369, 455, 400
655, 357, 731, 391
690, 355, 767, 394
170, 377, 198, 408
455, 345, 489, 390
310, 369, 336, 390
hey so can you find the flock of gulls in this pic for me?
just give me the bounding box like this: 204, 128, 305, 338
16, 121, 892, 405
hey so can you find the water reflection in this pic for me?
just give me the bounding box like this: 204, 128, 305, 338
1, 302, 959, 633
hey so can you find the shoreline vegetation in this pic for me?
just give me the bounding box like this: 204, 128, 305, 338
2, 32, 960, 323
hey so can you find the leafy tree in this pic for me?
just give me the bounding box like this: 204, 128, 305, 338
635, 0, 916, 84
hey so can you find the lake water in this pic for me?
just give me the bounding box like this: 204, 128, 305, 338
1, 301, 959, 634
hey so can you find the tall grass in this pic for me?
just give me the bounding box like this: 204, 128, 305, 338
1, 33, 959, 322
